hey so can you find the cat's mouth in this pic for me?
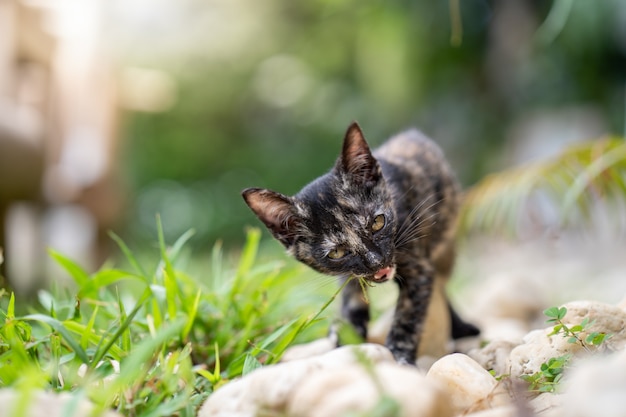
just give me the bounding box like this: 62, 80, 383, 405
371, 265, 396, 283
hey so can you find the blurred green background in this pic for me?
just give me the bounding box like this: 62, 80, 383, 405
114, 0, 625, 247
1, 0, 625, 290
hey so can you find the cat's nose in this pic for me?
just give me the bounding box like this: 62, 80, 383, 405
364, 251, 384, 269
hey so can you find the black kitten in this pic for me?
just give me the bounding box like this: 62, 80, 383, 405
242, 122, 478, 364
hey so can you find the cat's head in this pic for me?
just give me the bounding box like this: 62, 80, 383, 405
242, 122, 397, 283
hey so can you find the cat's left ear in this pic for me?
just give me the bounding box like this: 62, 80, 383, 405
339, 122, 381, 184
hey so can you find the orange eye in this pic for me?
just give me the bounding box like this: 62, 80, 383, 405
371, 214, 385, 232
327, 247, 347, 259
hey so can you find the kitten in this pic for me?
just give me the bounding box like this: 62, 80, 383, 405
242, 122, 478, 365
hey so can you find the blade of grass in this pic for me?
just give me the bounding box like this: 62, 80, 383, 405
78, 269, 147, 298
92, 319, 185, 410
22, 314, 90, 364
117, 290, 131, 352
80, 305, 99, 350
168, 228, 196, 263
90, 287, 152, 367
228, 228, 261, 304
181, 289, 201, 342
108, 231, 148, 278
63, 320, 125, 360
266, 276, 352, 364
48, 250, 89, 288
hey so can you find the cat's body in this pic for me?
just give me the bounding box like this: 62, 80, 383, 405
242, 122, 478, 365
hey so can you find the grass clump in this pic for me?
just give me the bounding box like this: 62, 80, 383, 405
0, 219, 336, 416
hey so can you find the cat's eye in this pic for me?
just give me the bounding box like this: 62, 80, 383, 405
371, 214, 386, 232
327, 247, 347, 260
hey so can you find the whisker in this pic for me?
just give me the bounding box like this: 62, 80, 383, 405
394, 206, 441, 248
395, 233, 431, 252
395, 193, 436, 236
301, 275, 342, 293
393, 271, 407, 286
395, 224, 436, 249
394, 195, 443, 245
397, 212, 439, 243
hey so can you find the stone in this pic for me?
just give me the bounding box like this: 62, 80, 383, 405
287, 362, 452, 417
426, 353, 510, 415
463, 406, 517, 417
0, 389, 121, 417
509, 300, 626, 382
281, 337, 336, 362
507, 327, 585, 380
468, 339, 517, 377
198, 344, 395, 417
467, 272, 548, 326
561, 349, 626, 417
476, 318, 529, 345
560, 300, 626, 351
529, 392, 563, 416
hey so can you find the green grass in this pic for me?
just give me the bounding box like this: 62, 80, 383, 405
0, 220, 341, 416
3, 138, 625, 415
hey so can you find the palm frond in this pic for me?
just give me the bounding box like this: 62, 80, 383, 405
459, 137, 626, 236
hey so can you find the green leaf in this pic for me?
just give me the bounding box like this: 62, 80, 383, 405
544, 306, 561, 319
228, 228, 261, 304
586, 332, 608, 346
81, 306, 99, 350
108, 231, 148, 278
117, 291, 132, 352
48, 250, 89, 287
570, 324, 583, 333
167, 228, 196, 263
78, 269, 146, 298
91, 288, 151, 367
242, 354, 262, 376
91, 319, 185, 409
548, 324, 563, 336
22, 314, 90, 363
181, 289, 201, 341
6, 292, 15, 319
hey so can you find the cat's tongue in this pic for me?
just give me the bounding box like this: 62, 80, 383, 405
373, 266, 394, 282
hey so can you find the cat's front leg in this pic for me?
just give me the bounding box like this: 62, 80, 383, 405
340, 276, 370, 340
386, 260, 434, 365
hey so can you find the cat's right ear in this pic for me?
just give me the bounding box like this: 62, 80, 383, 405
242, 188, 300, 247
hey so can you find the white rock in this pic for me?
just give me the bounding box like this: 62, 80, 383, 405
198, 344, 395, 417
476, 318, 529, 345
468, 272, 548, 325
0, 389, 120, 417
426, 353, 510, 414
468, 339, 517, 377
281, 337, 336, 362
463, 406, 517, 417
287, 362, 452, 417
561, 349, 626, 417
509, 300, 626, 382
560, 300, 626, 351
507, 327, 585, 380
529, 392, 563, 417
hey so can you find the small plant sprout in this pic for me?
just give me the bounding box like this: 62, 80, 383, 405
544, 306, 610, 352
520, 354, 571, 393
519, 306, 612, 393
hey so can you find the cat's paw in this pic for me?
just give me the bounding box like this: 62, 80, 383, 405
394, 356, 417, 367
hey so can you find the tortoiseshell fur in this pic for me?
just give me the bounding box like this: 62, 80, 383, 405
242, 122, 478, 365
